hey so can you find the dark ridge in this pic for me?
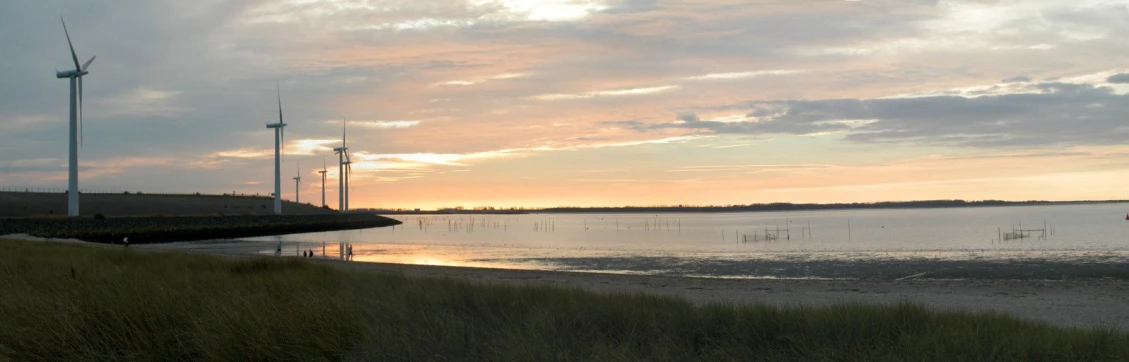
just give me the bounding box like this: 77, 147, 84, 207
0, 214, 402, 244
0, 191, 334, 218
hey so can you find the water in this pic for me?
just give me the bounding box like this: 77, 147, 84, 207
241, 203, 1129, 279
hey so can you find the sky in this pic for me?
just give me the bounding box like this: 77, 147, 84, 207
2, 0, 1129, 210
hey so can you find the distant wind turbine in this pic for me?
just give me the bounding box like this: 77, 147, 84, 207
293, 162, 301, 204
318, 157, 328, 208
333, 119, 352, 212
265, 84, 287, 214
55, 17, 96, 217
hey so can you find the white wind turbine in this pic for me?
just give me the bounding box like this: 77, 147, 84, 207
332, 119, 352, 212
318, 157, 328, 208
55, 17, 96, 217
265, 84, 287, 214
293, 162, 301, 204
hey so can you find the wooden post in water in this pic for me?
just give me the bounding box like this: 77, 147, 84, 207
848, 218, 851, 241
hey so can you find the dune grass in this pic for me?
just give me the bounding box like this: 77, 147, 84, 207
1, 239, 1126, 361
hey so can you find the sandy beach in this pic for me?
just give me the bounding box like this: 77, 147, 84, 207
137, 240, 1129, 332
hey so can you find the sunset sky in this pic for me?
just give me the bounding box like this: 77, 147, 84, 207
2, 0, 1129, 210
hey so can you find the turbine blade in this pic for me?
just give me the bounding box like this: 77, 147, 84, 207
82, 55, 96, 71
276, 82, 284, 125
78, 76, 84, 147
61, 17, 81, 71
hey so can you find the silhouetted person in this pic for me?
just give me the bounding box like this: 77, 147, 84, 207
122, 237, 129, 248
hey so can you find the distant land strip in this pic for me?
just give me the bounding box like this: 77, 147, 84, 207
368, 199, 1129, 215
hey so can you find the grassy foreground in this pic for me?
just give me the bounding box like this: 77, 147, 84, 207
1, 240, 1126, 361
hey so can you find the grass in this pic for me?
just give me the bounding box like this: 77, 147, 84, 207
1, 239, 1127, 361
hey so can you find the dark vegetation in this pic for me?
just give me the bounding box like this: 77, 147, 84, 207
1, 239, 1127, 361
0, 214, 401, 244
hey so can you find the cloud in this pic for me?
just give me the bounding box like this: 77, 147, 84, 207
1107, 73, 1129, 84
431, 73, 528, 87
533, 85, 678, 100
683, 70, 803, 81
624, 80, 1129, 148
1002, 75, 1032, 83
325, 120, 421, 129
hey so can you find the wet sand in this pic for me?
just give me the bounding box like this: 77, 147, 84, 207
323, 260, 1129, 331
140, 240, 1129, 331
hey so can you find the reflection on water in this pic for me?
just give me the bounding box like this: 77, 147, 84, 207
234, 203, 1129, 279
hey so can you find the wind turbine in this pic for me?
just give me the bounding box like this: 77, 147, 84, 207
265, 84, 287, 214
332, 119, 352, 212
55, 17, 96, 217
293, 162, 301, 204
318, 157, 328, 208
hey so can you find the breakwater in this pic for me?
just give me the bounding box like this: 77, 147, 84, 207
0, 214, 402, 244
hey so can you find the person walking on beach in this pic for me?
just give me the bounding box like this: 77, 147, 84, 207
122, 237, 129, 248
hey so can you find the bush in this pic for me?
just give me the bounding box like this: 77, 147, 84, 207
93, 213, 105, 220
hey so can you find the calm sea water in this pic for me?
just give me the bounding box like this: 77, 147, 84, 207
241, 203, 1129, 278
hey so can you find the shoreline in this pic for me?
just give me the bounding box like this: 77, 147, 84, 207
371, 200, 1129, 215
135, 240, 1129, 331
318, 258, 1129, 331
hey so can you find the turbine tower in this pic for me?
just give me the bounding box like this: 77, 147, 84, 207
55, 17, 96, 217
318, 157, 328, 208
332, 119, 352, 212
293, 162, 301, 204
265, 84, 287, 214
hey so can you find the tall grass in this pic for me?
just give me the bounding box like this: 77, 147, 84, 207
1, 239, 1126, 361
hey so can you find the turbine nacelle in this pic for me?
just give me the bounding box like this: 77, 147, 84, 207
55, 69, 88, 78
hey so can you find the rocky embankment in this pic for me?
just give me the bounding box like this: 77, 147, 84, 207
0, 214, 402, 244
